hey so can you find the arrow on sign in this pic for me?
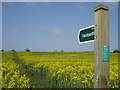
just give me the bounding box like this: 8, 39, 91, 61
78, 25, 95, 44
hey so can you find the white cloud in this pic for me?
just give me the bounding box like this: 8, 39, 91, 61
52, 28, 61, 35
11, 28, 23, 33
76, 5, 86, 11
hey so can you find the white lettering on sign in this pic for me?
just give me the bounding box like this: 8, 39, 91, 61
82, 31, 95, 38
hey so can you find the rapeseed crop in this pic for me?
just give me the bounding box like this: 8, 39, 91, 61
1, 52, 118, 88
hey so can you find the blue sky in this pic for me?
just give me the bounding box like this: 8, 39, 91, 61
0, 1, 1, 51
2, 2, 118, 52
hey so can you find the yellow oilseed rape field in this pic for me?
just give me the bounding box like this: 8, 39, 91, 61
1, 51, 119, 88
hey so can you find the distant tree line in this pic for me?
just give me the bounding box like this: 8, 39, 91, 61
25, 49, 30, 52
54, 50, 64, 52
1, 49, 31, 52
1, 49, 4, 52
1, 49, 120, 53
11, 50, 16, 52
113, 49, 120, 53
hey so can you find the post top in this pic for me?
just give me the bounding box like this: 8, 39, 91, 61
94, 5, 109, 12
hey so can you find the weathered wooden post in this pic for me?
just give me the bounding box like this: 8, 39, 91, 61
94, 5, 110, 88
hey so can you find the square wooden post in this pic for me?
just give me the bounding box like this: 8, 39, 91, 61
94, 5, 110, 88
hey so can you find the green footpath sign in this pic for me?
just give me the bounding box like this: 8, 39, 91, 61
102, 46, 110, 62
78, 25, 94, 44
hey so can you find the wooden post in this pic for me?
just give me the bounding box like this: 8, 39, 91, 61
94, 5, 110, 88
